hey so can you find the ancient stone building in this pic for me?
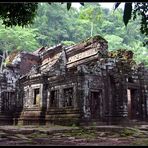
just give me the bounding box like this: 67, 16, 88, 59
0, 35, 148, 125
0, 51, 40, 125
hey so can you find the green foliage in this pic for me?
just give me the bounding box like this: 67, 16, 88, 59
4, 49, 20, 66
0, 3, 38, 27
31, 3, 78, 46
0, 2, 147, 46
108, 49, 136, 74
115, 2, 148, 45
104, 35, 124, 50
64, 128, 97, 139
0, 2, 147, 68
133, 3, 148, 36
132, 139, 148, 146
120, 128, 141, 137
0, 21, 40, 52
61, 41, 75, 46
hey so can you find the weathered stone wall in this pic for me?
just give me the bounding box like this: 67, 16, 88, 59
1, 35, 147, 126
0, 73, 14, 124
17, 37, 148, 126
66, 36, 108, 68
19, 52, 40, 76
17, 74, 81, 125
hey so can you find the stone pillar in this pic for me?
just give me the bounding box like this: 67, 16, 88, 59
46, 89, 50, 109
40, 84, 43, 108
77, 75, 84, 118
58, 88, 63, 108
42, 84, 48, 110
29, 86, 33, 107
0, 87, 2, 113
73, 85, 77, 108
0, 73, 7, 113
82, 75, 91, 119
139, 72, 148, 121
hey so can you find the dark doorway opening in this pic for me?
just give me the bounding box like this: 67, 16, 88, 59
34, 88, 40, 105
50, 90, 58, 107
127, 88, 140, 120
90, 91, 102, 119
63, 88, 73, 107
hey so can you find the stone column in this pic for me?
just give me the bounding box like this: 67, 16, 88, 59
0, 86, 2, 113
40, 84, 43, 108
73, 85, 77, 108
46, 89, 50, 110
82, 75, 91, 119
58, 88, 63, 108
29, 86, 33, 107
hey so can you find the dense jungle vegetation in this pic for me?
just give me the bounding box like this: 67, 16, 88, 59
0, 3, 147, 66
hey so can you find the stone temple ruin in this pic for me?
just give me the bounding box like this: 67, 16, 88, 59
0, 35, 148, 126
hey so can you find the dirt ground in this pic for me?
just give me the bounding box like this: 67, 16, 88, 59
0, 125, 147, 146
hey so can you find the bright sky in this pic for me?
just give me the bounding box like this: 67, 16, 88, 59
72, 2, 125, 10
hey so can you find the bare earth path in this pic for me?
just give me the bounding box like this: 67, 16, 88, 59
0, 125, 148, 146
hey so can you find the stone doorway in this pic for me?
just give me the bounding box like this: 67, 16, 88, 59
50, 90, 58, 107
33, 88, 40, 105
63, 88, 73, 107
127, 88, 140, 120
89, 90, 102, 119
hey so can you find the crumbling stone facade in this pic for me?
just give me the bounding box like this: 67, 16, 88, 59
0, 35, 148, 126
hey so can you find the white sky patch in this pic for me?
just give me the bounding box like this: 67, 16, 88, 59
72, 2, 125, 10
71, 3, 81, 10
99, 2, 125, 10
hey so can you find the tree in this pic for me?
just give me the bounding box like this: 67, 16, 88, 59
0, 3, 146, 31
68, 2, 148, 45
0, 21, 40, 52
79, 3, 103, 36
114, 2, 148, 45
0, 2, 147, 45
32, 3, 78, 46
0, 3, 147, 67
0, 3, 38, 27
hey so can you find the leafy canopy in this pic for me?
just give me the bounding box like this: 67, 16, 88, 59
0, 3, 38, 27
0, 3, 147, 67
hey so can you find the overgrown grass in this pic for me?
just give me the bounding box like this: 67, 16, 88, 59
131, 139, 148, 146
119, 128, 141, 137
27, 132, 48, 138
63, 128, 97, 139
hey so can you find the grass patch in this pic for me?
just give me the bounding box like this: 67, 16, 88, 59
120, 128, 141, 137
63, 128, 97, 139
28, 132, 48, 138
131, 139, 148, 146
